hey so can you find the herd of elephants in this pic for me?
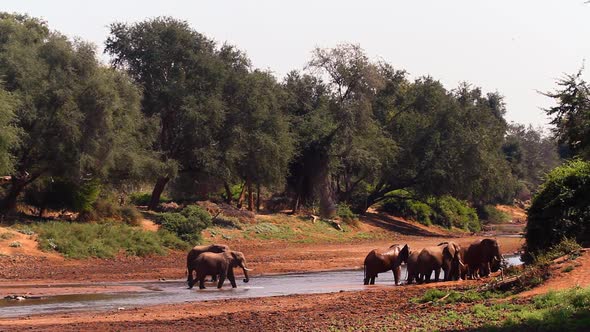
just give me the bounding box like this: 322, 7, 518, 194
185, 238, 502, 289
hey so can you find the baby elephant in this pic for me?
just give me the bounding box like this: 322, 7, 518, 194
189, 250, 252, 289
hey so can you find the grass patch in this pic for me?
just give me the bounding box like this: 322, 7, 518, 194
30, 221, 187, 258
413, 288, 506, 304
0, 232, 15, 240
476, 286, 590, 331
562, 265, 574, 273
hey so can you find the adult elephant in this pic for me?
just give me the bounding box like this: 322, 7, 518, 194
462, 238, 502, 279
405, 250, 421, 284
186, 244, 229, 286
363, 244, 409, 285
417, 241, 463, 282
189, 250, 252, 289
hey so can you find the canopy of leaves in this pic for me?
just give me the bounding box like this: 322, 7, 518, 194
542, 69, 590, 159
525, 159, 590, 257
0, 86, 18, 175
0, 13, 161, 212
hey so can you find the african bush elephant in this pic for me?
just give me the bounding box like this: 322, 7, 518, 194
363, 244, 409, 285
189, 250, 251, 289
416, 241, 463, 282
462, 238, 502, 279
405, 250, 421, 284
186, 244, 229, 286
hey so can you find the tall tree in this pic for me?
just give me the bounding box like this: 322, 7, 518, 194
0, 13, 157, 213
304, 44, 392, 218
105, 17, 226, 210
542, 69, 590, 159
0, 86, 18, 175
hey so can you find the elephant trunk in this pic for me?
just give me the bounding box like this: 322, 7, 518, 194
242, 266, 250, 283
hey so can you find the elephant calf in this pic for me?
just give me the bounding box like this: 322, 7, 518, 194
363, 244, 409, 285
189, 250, 252, 289
186, 244, 230, 287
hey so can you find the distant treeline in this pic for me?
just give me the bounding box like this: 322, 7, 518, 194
0, 14, 562, 225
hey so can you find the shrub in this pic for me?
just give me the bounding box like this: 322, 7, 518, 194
120, 205, 142, 226
336, 203, 357, 222
33, 221, 187, 258
159, 205, 211, 244
479, 205, 511, 224
129, 192, 171, 206
23, 178, 100, 213
525, 160, 590, 257
213, 215, 243, 229
379, 192, 434, 226
430, 195, 480, 232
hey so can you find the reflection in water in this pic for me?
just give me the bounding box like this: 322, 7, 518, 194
0, 255, 523, 318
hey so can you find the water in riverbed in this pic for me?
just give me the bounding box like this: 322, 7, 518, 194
0, 255, 523, 318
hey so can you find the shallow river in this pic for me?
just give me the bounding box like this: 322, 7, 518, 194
0, 255, 522, 318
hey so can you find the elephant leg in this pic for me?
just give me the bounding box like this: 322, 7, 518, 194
435, 268, 441, 282
424, 270, 431, 282
187, 269, 194, 288
228, 269, 237, 288
198, 273, 206, 290
393, 267, 401, 285
370, 275, 376, 285
217, 272, 226, 289
211, 274, 218, 282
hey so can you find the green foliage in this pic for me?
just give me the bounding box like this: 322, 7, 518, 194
414, 289, 504, 304
0, 86, 18, 175
129, 192, 171, 206
525, 160, 590, 257
0, 232, 15, 240
0, 13, 160, 213
429, 196, 480, 232
380, 193, 479, 231
542, 69, 590, 159
380, 195, 433, 226
503, 123, 561, 196
527, 238, 582, 265
479, 205, 511, 224
212, 215, 243, 230
32, 221, 186, 258
158, 205, 211, 244
336, 203, 358, 222
120, 205, 142, 226
477, 286, 590, 331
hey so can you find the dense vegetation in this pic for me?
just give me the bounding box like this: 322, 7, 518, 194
524, 69, 590, 260
0, 13, 561, 232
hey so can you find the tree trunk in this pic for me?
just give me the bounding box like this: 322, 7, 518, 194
291, 176, 303, 214
237, 181, 247, 209
147, 177, 170, 211
318, 163, 336, 219
247, 180, 254, 212
0, 179, 26, 214
223, 182, 233, 205
256, 183, 261, 212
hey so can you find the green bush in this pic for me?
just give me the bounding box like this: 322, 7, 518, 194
430, 195, 480, 232
479, 205, 511, 224
158, 205, 211, 244
379, 192, 479, 231
213, 215, 243, 229
120, 205, 142, 226
525, 160, 590, 257
23, 178, 100, 213
336, 203, 359, 227
32, 221, 187, 258
379, 192, 434, 226
129, 192, 171, 206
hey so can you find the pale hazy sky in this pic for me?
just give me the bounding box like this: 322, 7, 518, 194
4, 0, 590, 127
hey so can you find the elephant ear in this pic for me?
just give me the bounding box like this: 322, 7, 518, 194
443, 243, 458, 260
